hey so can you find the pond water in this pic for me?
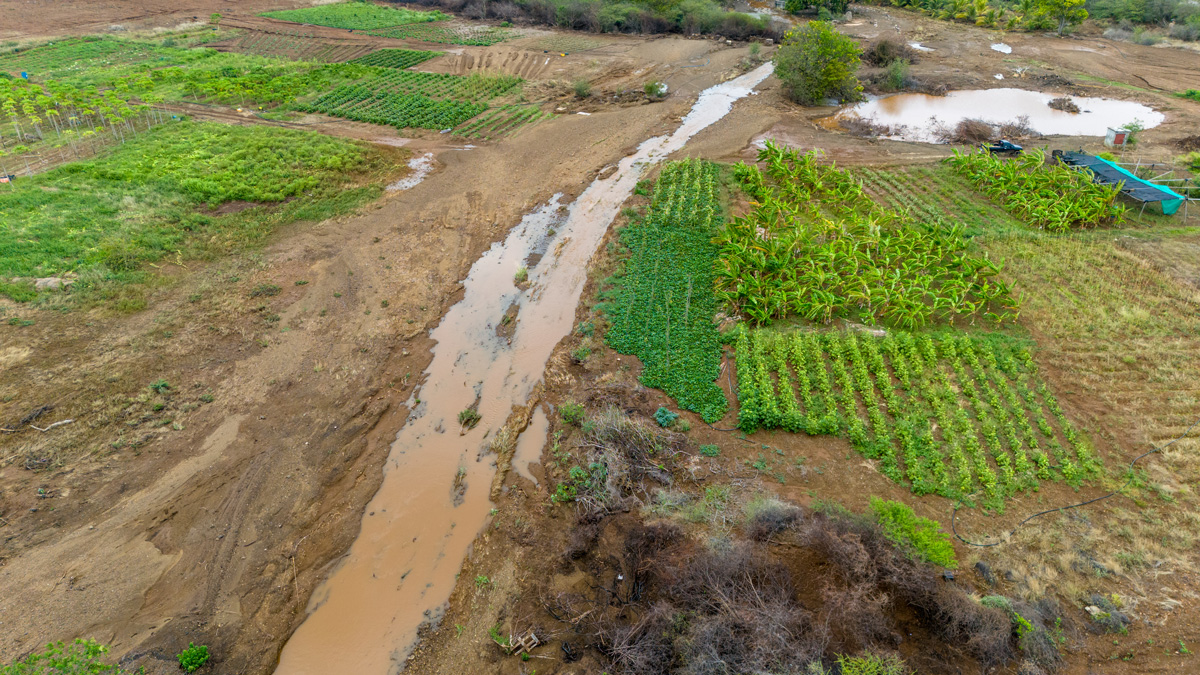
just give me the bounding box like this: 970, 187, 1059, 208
839, 88, 1164, 143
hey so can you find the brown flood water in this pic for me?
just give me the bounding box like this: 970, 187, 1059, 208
273, 61, 776, 675
840, 88, 1163, 143
512, 405, 549, 486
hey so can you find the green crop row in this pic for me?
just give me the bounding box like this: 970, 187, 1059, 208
350, 48, 439, 70
715, 141, 1018, 328
364, 70, 521, 103
947, 148, 1127, 231
453, 105, 552, 139
297, 86, 486, 129
364, 22, 514, 46
735, 326, 1101, 509
261, 3, 448, 30
854, 164, 1022, 236
603, 159, 729, 423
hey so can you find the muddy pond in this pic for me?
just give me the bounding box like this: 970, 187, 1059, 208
839, 88, 1164, 143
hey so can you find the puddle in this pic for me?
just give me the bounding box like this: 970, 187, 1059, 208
386, 152, 435, 191
839, 88, 1164, 143
273, 60, 775, 675
512, 406, 549, 486
991, 43, 1012, 54
909, 42, 934, 52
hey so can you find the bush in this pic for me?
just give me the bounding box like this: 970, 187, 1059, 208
653, 406, 680, 427
869, 497, 957, 568
1169, 22, 1200, 40
643, 80, 667, 99
573, 79, 592, 98
862, 39, 914, 66
774, 21, 863, 105
882, 58, 909, 91
177, 643, 210, 672
836, 652, 908, 675
458, 407, 481, 429
2, 639, 135, 674
559, 400, 586, 425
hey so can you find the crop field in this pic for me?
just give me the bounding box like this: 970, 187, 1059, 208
364, 22, 515, 46
715, 142, 1017, 327
603, 159, 729, 423
735, 326, 1101, 508
221, 30, 375, 62
452, 105, 553, 139
526, 34, 607, 53
0, 37, 202, 84
261, 3, 448, 30
949, 148, 1127, 231
854, 164, 1023, 235
0, 121, 389, 303
350, 48, 440, 69
297, 71, 522, 129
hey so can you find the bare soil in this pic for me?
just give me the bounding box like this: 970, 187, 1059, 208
3, 1, 1200, 674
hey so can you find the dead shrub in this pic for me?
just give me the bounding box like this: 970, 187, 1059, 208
582, 408, 680, 506
863, 39, 918, 66
565, 520, 601, 560
931, 586, 1015, 666
955, 118, 996, 143
1174, 135, 1200, 152
745, 499, 802, 541
1047, 97, 1080, 113
840, 114, 901, 138
821, 584, 895, 653
998, 114, 1038, 139
1084, 593, 1130, 634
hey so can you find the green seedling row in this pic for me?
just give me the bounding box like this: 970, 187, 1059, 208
454, 105, 551, 139
350, 48, 439, 70
854, 164, 1022, 235
604, 159, 729, 423
297, 86, 486, 129
736, 326, 1101, 508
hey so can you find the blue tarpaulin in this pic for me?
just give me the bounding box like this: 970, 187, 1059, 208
1059, 151, 1186, 215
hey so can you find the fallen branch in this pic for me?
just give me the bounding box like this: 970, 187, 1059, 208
31, 419, 73, 433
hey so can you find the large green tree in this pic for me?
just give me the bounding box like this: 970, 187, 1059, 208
1036, 0, 1088, 34
773, 21, 863, 106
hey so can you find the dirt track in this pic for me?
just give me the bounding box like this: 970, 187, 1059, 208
3, 1, 1200, 673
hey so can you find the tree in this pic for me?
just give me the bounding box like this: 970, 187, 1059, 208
773, 21, 863, 106
1035, 0, 1087, 34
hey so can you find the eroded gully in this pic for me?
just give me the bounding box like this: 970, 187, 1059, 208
273, 61, 775, 675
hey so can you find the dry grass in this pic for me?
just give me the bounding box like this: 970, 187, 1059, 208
976, 229, 1200, 606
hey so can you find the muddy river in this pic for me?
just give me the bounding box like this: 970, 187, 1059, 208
273, 61, 776, 675
840, 88, 1164, 143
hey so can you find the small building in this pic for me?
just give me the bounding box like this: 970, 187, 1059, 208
1104, 127, 1129, 147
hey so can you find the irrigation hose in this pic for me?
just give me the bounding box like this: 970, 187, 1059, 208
951, 413, 1200, 547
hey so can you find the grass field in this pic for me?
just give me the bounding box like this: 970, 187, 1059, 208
364, 22, 515, 46
261, 3, 448, 30
0, 121, 392, 305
